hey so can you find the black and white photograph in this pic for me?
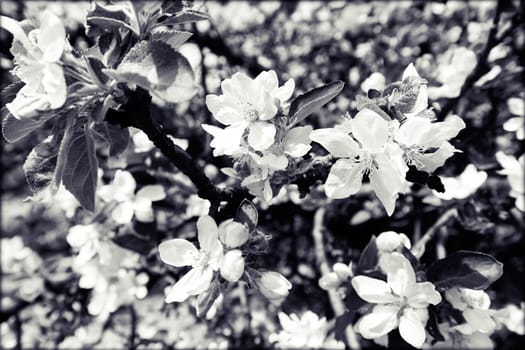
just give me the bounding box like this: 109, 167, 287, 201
0, 1, 524, 349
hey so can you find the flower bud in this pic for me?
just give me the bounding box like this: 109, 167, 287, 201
376, 231, 411, 252
220, 250, 245, 282
218, 219, 249, 248
333, 262, 352, 281
318, 272, 341, 291
255, 271, 292, 302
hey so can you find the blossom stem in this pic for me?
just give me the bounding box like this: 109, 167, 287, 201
312, 207, 360, 349
411, 208, 457, 259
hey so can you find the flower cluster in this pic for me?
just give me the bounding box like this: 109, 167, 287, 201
159, 214, 291, 307
311, 64, 465, 215
203, 70, 312, 202
1, 10, 67, 119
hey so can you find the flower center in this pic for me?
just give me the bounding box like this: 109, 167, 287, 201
356, 152, 378, 175
238, 101, 260, 122
194, 250, 212, 268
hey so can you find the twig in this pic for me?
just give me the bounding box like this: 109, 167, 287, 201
312, 207, 360, 349
411, 208, 457, 259
128, 305, 137, 350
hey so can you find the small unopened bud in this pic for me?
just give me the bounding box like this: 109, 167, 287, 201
333, 262, 352, 281
255, 271, 292, 303
218, 219, 249, 248
220, 250, 245, 282
376, 231, 411, 252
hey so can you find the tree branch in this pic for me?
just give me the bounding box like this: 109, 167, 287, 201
411, 208, 457, 259
312, 207, 360, 349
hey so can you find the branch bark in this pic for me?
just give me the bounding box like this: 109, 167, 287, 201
411, 208, 457, 259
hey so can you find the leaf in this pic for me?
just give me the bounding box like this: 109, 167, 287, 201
426, 306, 445, 342
384, 76, 425, 113
356, 236, 379, 274
334, 311, 355, 344
85, 2, 138, 38
2, 108, 49, 143
104, 40, 197, 104
150, 29, 193, 50
426, 251, 503, 291
112, 230, 154, 255
196, 281, 220, 318
288, 81, 344, 127
235, 199, 258, 232
159, 9, 210, 26
1, 80, 24, 104
62, 126, 99, 212
23, 136, 58, 195
93, 122, 130, 156
84, 57, 111, 87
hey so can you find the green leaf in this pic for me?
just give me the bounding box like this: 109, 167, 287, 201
85, 2, 139, 38
356, 236, 379, 274
93, 122, 130, 156
62, 126, 99, 212
23, 136, 58, 195
149, 29, 193, 50
159, 9, 210, 26
288, 81, 344, 127
1, 108, 49, 143
196, 280, 221, 317
426, 251, 503, 290
104, 40, 197, 104
235, 199, 258, 232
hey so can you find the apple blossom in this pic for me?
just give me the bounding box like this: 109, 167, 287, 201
159, 215, 224, 303
1, 10, 67, 119
319, 262, 352, 291
351, 253, 442, 348
205, 70, 294, 152
445, 287, 497, 334
310, 108, 407, 215
394, 114, 465, 173
433, 164, 487, 200
375, 231, 411, 253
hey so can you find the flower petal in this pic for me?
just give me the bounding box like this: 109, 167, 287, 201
136, 185, 166, 201
351, 276, 397, 304
197, 215, 221, 252
399, 308, 427, 348
254, 70, 278, 93
369, 154, 405, 216
407, 282, 442, 308
112, 201, 135, 224
247, 122, 276, 151
274, 78, 295, 103
165, 266, 212, 303
283, 126, 312, 157
351, 109, 391, 153
37, 11, 66, 62
202, 123, 247, 156
158, 238, 198, 267
205, 94, 244, 125
310, 128, 359, 158
324, 159, 364, 199
463, 309, 496, 333
256, 91, 279, 120
42, 63, 66, 108
356, 304, 400, 339
382, 253, 416, 297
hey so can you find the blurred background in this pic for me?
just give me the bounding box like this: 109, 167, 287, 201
1, 1, 524, 349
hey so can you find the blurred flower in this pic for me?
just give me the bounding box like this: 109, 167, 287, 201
204, 70, 294, 153
427, 322, 494, 349
269, 311, 342, 349
433, 164, 487, 200
99, 170, 166, 223
1, 10, 67, 119
496, 152, 524, 211
159, 215, 224, 303
1, 236, 41, 274
360, 72, 386, 94
218, 219, 249, 248
428, 47, 477, 99
351, 253, 441, 348
67, 223, 101, 266
445, 287, 496, 334
395, 114, 465, 173
310, 109, 407, 215
493, 303, 525, 335
504, 97, 524, 140
255, 271, 292, 303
